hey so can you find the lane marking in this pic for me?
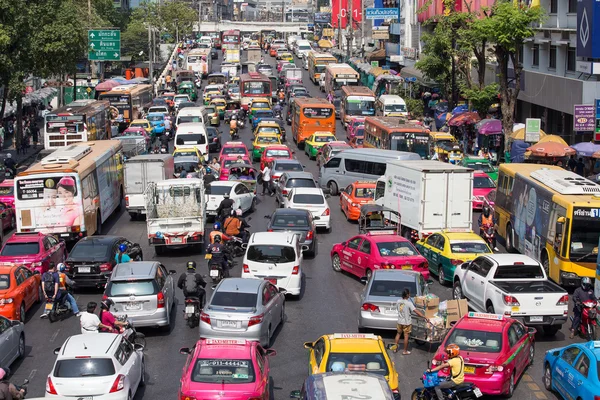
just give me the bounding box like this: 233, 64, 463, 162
522, 375, 533, 382
534, 391, 547, 399
527, 383, 539, 390
50, 329, 60, 343
28, 369, 37, 380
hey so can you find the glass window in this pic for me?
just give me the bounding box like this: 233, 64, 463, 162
508, 326, 519, 347
449, 241, 491, 254
191, 359, 256, 383
446, 328, 502, 353
550, 0, 557, 13
314, 339, 325, 365
574, 353, 590, 378
474, 176, 496, 189
246, 245, 296, 263
262, 286, 271, 305
359, 240, 371, 254
347, 237, 362, 250
426, 234, 440, 248
54, 359, 116, 377
325, 157, 341, 169
560, 347, 581, 365
105, 280, 158, 297
286, 178, 316, 189
567, 47, 576, 71
326, 353, 389, 376
493, 264, 544, 280
0, 242, 40, 256
345, 159, 364, 173
205, 185, 231, 195
292, 194, 324, 204
14, 270, 24, 286
271, 214, 309, 228
468, 259, 484, 276
369, 279, 416, 297
0, 274, 10, 290
354, 187, 374, 198
436, 236, 445, 251
211, 291, 258, 308
549, 46, 557, 69
568, 0, 577, 13
69, 240, 109, 259
377, 241, 418, 257
0, 316, 9, 333
532, 44, 539, 67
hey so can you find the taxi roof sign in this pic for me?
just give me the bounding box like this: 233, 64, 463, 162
332, 333, 378, 340
593, 341, 600, 348
467, 312, 504, 321
204, 339, 247, 345
367, 230, 398, 236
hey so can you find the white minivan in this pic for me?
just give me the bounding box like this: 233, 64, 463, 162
175, 107, 207, 127
295, 40, 312, 59
174, 122, 208, 156
376, 94, 408, 117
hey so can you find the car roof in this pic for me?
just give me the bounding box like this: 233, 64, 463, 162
264, 145, 290, 150
249, 232, 296, 245
479, 253, 538, 265
324, 333, 384, 352
372, 269, 421, 281
351, 181, 376, 188
281, 171, 314, 179
440, 231, 487, 241
328, 141, 351, 147
274, 159, 301, 164
291, 187, 324, 195
111, 261, 159, 281
359, 233, 410, 242
6, 232, 46, 243
256, 121, 280, 127
272, 208, 311, 217
0, 265, 18, 273
209, 181, 238, 188
57, 333, 121, 358
196, 339, 254, 358
75, 235, 122, 245
255, 132, 279, 138
217, 277, 263, 293
223, 141, 246, 147
453, 313, 512, 333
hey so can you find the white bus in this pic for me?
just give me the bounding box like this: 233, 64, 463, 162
186, 49, 211, 78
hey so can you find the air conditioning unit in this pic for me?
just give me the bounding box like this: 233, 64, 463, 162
531, 169, 600, 195
41, 145, 92, 165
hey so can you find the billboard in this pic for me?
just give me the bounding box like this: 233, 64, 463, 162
577, 0, 600, 58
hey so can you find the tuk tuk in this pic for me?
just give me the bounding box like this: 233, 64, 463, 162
227, 163, 258, 193
210, 97, 227, 119
429, 132, 458, 159
207, 73, 227, 87
224, 100, 241, 122
177, 82, 197, 102
358, 205, 400, 234
204, 105, 220, 126
436, 141, 464, 164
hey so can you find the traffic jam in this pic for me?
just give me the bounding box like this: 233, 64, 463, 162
1, 29, 600, 400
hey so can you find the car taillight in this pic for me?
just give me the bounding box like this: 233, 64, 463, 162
556, 294, 569, 306
419, 261, 428, 270
157, 291, 165, 308
306, 230, 314, 240
450, 259, 463, 266
109, 374, 126, 393
267, 229, 273, 232
46, 377, 58, 395
99, 263, 112, 272
361, 303, 380, 312
322, 208, 330, 216
200, 312, 211, 324
292, 265, 299, 275
125, 196, 129, 207
503, 295, 520, 306
351, 202, 357, 207
102, 293, 108, 300
381, 263, 395, 269
485, 365, 504, 374
243, 264, 250, 273
248, 314, 264, 327
180, 395, 197, 400
282, 189, 288, 195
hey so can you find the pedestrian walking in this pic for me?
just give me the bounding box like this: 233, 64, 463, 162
31, 123, 39, 148
260, 162, 273, 196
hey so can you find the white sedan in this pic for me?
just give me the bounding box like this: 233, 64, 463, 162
282, 187, 331, 232
206, 181, 257, 217
46, 333, 145, 400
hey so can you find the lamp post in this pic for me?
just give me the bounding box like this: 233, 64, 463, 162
175, 18, 179, 44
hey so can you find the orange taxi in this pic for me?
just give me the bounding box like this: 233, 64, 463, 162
0, 265, 42, 322
339, 181, 376, 221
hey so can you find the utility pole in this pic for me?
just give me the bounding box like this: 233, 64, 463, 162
346, 0, 353, 59
148, 25, 154, 96
198, 0, 202, 36
360, 0, 365, 55
338, 11, 342, 50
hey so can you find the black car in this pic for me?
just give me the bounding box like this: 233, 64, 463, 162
206, 126, 221, 153
265, 208, 317, 257
211, 48, 218, 60
333, 98, 341, 119
65, 236, 143, 289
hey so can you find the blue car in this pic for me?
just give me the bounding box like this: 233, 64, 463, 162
543, 341, 600, 399
251, 110, 275, 129
147, 112, 166, 135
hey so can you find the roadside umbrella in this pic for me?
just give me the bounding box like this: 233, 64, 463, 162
451, 104, 469, 115
512, 123, 525, 132
591, 150, 600, 159
510, 127, 547, 141
476, 119, 502, 135
570, 142, 600, 157
526, 141, 576, 158
537, 134, 569, 146
95, 80, 121, 91
447, 112, 481, 127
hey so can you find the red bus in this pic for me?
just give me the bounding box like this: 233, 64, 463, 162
222, 29, 241, 49
239, 72, 272, 110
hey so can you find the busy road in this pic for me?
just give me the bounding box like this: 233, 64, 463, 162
7, 48, 569, 400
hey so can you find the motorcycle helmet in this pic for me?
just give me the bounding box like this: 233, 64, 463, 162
100, 299, 114, 310
187, 261, 197, 270
206, 167, 212, 174
482, 206, 490, 218
445, 343, 460, 358
119, 243, 127, 253
231, 209, 236, 216
581, 276, 592, 291
213, 222, 221, 230
223, 193, 230, 198
57, 263, 67, 272
214, 235, 222, 243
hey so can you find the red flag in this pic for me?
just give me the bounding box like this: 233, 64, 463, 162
352, 0, 362, 29
331, 0, 349, 28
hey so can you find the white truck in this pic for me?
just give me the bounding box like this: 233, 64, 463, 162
125, 154, 174, 220
145, 179, 206, 255
374, 160, 473, 239
452, 253, 569, 336
225, 49, 240, 64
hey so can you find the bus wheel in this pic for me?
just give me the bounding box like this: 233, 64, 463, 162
505, 223, 515, 253
541, 252, 550, 277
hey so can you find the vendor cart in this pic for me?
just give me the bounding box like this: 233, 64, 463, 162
410, 315, 449, 346
358, 204, 400, 234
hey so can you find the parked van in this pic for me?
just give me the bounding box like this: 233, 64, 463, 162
175, 107, 208, 128
318, 148, 420, 195
375, 95, 408, 117
174, 122, 208, 156
124, 154, 175, 219
290, 372, 394, 400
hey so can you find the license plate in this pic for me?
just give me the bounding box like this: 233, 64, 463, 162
125, 302, 142, 311
384, 308, 396, 314
78, 267, 91, 273
265, 278, 277, 284
78, 397, 93, 400
464, 366, 475, 374
530, 316, 543, 322
60, 233, 69, 237
401, 265, 412, 270
210, 269, 219, 278
171, 237, 183, 244
220, 320, 239, 328
185, 306, 196, 314
45, 303, 53, 311
473, 388, 482, 398
205, 254, 213, 260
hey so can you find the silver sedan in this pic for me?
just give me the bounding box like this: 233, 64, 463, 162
199, 278, 285, 348
0, 315, 25, 368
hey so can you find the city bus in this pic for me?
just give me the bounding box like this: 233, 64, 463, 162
340, 86, 376, 128
15, 141, 124, 242
363, 117, 429, 159
222, 29, 241, 50
44, 100, 111, 150
307, 51, 337, 84
324, 63, 359, 95
186, 48, 211, 78
291, 98, 336, 147
239, 72, 272, 110
98, 84, 153, 125
494, 163, 600, 287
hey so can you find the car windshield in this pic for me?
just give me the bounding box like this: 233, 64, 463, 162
449, 241, 491, 254
326, 353, 389, 376
493, 264, 544, 280
569, 217, 600, 262
257, 136, 279, 144
191, 359, 256, 384
293, 193, 324, 204
446, 328, 502, 353
272, 214, 309, 228
377, 241, 418, 257
69, 241, 109, 259
275, 162, 302, 172
54, 358, 116, 377
0, 242, 40, 256
211, 291, 258, 307
354, 187, 374, 198
346, 100, 375, 115
147, 115, 163, 122
369, 279, 417, 297
474, 176, 496, 189
130, 123, 147, 129
206, 185, 231, 195
176, 134, 206, 145
385, 104, 407, 113
247, 245, 296, 263
0, 274, 10, 289
106, 280, 158, 297
467, 162, 495, 173
223, 147, 247, 155
287, 178, 316, 188
266, 149, 290, 157
0, 187, 14, 195
314, 136, 334, 143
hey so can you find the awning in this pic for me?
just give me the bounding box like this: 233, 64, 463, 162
366, 48, 386, 61
400, 66, 437, 87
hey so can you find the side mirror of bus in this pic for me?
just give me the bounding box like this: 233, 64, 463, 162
554, 217, 565, 251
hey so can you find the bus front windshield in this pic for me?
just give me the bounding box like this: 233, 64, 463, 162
570, 213, 600, 262
314, 65, 327, 73
390, 134, 428, 158
346, 98, 375, 116
242, 81, 270, 95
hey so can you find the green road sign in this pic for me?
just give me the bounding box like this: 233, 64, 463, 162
88, 30, 121, 61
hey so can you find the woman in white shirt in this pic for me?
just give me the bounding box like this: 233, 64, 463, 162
80, 302, 111, 334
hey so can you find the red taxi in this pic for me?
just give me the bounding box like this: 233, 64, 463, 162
432, 312, 535, 397
349, 134, 364, 148
0, 180, 15, 208
219, 141, 250, 162
0, 202, 15, 232
260, 145, 293, 170
219, 155, 252, 180
472, 172, 496, 210
179, 339, 276, 400
0, 232, 67, 275
340, 181, 376, 221
346, 118, 365, 140
0, 264, 42, 322
330, 232, 429, 281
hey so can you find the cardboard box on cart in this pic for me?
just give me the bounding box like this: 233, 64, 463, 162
445, 299, 468, 328
415, 296, 440, 318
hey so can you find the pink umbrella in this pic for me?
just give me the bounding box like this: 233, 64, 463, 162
476, 119, 502, 135
95, 80, 121, 92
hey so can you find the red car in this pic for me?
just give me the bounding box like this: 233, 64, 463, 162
330, 232, 430, 281
0, 180, 15, 208
346, 118, 365, 140
219, 141, 250, 162
0, 202, 15, 233
0, 232, 67, 275
349, 134, 364, 148
219, 155, 252, 180
260, 145, 294, 170
472, 172, 496, 210
432, 312, 535, 397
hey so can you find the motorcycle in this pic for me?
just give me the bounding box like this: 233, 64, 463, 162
230, 127, 239, 140
160, 144, 168, 154
184, 295, 203, 328
480, 223, 495, 250
116, 315, 146, 347
46, 291, 74, 323
225, 234, 247, 258
571, 300, 598, 340
412, 365, 482, 400
237, 118, 245, 129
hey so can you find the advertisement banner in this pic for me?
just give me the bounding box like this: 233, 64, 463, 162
352, 0, 362, 29
331, 0, 348, 28
577, 0, 600, 58
573, 104, 595, 132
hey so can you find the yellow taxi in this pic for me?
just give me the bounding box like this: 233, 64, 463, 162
304, 333, 400, 397
249, 98, 272, 118
278, 52, 294, 62
230, 76, 240, 85
415, 230, 492, 285
203, 88, 221, 105
304, 131, 336, 160
173, 147, 203, 161
210, 97, 227, 119
129, 119, 154, 136
251, 132, 281, 161
253, 121, 283, 139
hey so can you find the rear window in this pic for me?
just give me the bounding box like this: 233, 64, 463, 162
257, 136, 279, 144
446, 328, 502, 353
223, 147, 247, 155
206, 185, 231, 195
354, 187, 374, 198
54, 358, 116, 378
326, 353, 389, 376
450, 242, 491, 254
275, 162, 302, 172
493, 264, 544, 280
191, 359, 255, 384
178, 116, 202, 124
211, 291, 258, 308
272, 214, 309, 228
0, 274, 10, 290
105, 280, 158, 297
176, 134, 206, 145
266, 149, 290, 157
1, 242, 40, 256
286, 178, 316, 188
314, 135, 334, 143
247, 245, 296, 263
292, 194, 324, 204
369, 280, 416, 297
69, 241, 109, 259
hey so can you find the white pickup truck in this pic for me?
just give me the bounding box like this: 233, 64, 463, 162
452, 253, 568, 336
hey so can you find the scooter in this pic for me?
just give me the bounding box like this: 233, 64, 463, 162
46, 291, 74, 323
412, 365, 482, 400
206, 254, 227, 284
571, 300, 598, 340
230, 127, 239, 140
225, 234, 247, 258
481, 224, 495, 250
184, 294, 204, 328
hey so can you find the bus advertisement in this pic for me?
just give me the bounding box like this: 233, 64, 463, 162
98, 84, 153, 125
239, 72, 271, 110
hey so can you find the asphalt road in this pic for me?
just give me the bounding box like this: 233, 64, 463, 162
7, 48, 572, 400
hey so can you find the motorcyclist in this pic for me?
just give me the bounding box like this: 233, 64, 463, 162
224, 208, 250, 242
203, 166, 217, 188
477, 205, 498, 251
229, 115, 238, 138
115, 243, 131, 263
177, 261, 208, 307
99, 299, 128, 333
0, 367, 25, 400
205, 235, 230, 277
216, 192, 234, 222
273, 102, 283, 117
209, 222, 231, 244
570, 277, 597, 338
427, 344, 465, 400
4, 153, 16, 177
57, 263, 80, 316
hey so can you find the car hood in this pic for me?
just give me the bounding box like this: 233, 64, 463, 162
473, 188, 494, 197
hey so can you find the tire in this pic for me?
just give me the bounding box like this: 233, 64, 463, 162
19, 303, 25, 323
332, 254, 341, 272
543, 364, 553, 391
486, 304, 495, 314
264, 325, 272, 348
541, 252, 550, 277
505, 372, 515, 398
452, 281, 464, 300
155, 246, 164, 256
129, 212, 138, 221
250, 197, 257, 212
505, 223, 515, 253
528, 344, 535, 366
327, 181, 338, 196
140, 360, 146, 386
410, 390, 422, 400
365, 269, 372, 282
438, 265, 446, 286
542, 326, 560, 336
188, 318, 195, 328
96, 213, 102, 235
37, 285, 43, 303
589, 324, 597, 341
280, 302, 285, 327
17, 334, 25, 358
48, 310, 57, 323
414, 339, 426, 346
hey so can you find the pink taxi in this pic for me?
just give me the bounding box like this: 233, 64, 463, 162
219, 155, 252, 180
432, 312, 535, 397
330, 231, 430, 281
0, 232, 67, 274
0, 180, 14, 208
218, 141, 250, 162
472, 172, 496, 210
346, 117, 365, 140
179, 339, 276, 400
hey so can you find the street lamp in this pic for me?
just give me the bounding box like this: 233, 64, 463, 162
174, 18, 179, 44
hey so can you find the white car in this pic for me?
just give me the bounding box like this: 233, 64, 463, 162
46, 333, 145, 400
173, 94, 190, 110
319, 73, 326, 92
241, 232, 307, 296
282, 187, 331, 232
206, 181, 257, 217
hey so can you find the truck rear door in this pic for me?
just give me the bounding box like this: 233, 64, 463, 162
446, 172, 472, 229
421, 172, 447, 231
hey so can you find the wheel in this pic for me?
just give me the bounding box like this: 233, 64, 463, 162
589, 324, 597, 341
505, 372, 515, 398
129, 212, 138, 221
188, 318, 195, 328
365, 269, 372, 281
505, 223, 515, 253
250, 197, 257, 212
438, 265, 446, 286
327, 181, 338, 196
140, 360, 146, 386
452, 281, 464, 299
542, 326, 560, 336
486, 304, 495, 314
331, 254, 341, 272
48, 310, 57, 323
414, 339, 426, 346
410, 390, 422, 400
133, 333, 147, 347
19, 303, 25, 322
528, 344, 535, 366
543, 364, 553, 391
17, 334, 25, 358
280, 302, 285, 327
37, 285, 43, 303
264, 325, 272, 348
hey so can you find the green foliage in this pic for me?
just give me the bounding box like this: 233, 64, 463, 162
128, 0, 197, 44
405, 97, 425, 119
415, 29, 451, 96
121, 19, 150, 59
461, 83, 499, 118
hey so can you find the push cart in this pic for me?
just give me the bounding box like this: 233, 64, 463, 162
410, 315, 449, 346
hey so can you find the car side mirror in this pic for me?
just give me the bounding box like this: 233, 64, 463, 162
278, 287, 287, 294
180, 347, 191, 355
169, 269, 177, 274
461, 262, 470, 270
313, 216, 320, 221
12, 320, 21, 327
325, 194, 331, 199
322, 188, 331, 195
266, 349, 277, 356
264, 215, 271, 219
290, 390, 301, 399
54, 347, 61, 355
527, 327, 536, 335
241, 243, 248, 249
303, 342, 314, 349
341, 241, 347, 247
360, 276, 368, 285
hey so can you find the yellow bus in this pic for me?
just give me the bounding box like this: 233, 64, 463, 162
494, 163, 600, 287
363, 117, 429, 159
98, 84, 153, 125
15, 141, 124, 242
307, 51, 337, 84
324, 63, 359, 95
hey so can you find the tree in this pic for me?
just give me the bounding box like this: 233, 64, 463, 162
122, 19, 151, 59
415, 26, 452, 98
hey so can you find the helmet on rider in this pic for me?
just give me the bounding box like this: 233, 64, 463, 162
581, 276, 592, 291
214, 234, 222, 243
0, 367, 10, 380
445, 343, 460, 358
213, 222, 222, 231
231, 209, 236, 216
482, 205, 490, 218
118, 243, 127, 253
100, 299, 114, 310
232, 115, 237, 120
57, 263, 67, 272
187, 261, 197, 271
223, 193, 230, 198
206, 167, 212, 174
